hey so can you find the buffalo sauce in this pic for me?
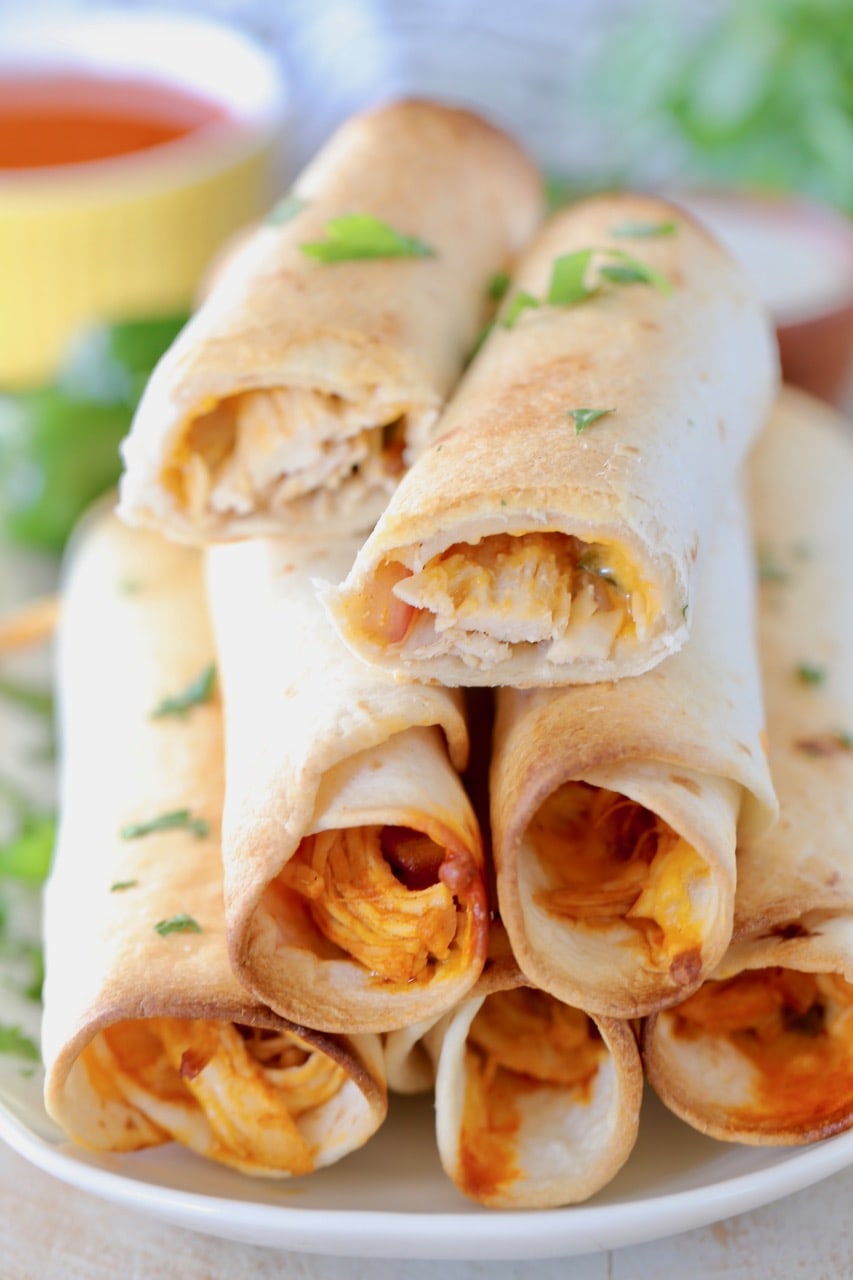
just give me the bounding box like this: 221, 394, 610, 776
0, 74, 228, 169
674, 968, 853, 1132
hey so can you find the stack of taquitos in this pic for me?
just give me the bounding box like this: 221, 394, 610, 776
644, 389, 853, 1144
42, 513, 387, 1174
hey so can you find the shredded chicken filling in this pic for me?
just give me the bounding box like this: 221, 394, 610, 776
458, 988, 605, 1199
531, 782, 710, 971
672, 968, 853, 1123
164, 388, 407, 519
84, 1017, 347, 1172
279, 825, 468, 984
368, 532, 653, 669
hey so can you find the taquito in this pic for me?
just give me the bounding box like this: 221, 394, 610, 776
644, 388, 853, 1144
119, 99, 543, 543
328, 192, 778, 686
206, 537, 488, 1034
42, 512, 387, 1175
385, 929, 641, 1208
490, 485, 777, 1019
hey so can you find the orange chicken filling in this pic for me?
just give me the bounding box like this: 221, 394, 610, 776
458, 988, 605, 1200
531, 782, 710, 973
84, 1018, 347, 1172
279, 825, 477, 984
673, 968, 853, 1128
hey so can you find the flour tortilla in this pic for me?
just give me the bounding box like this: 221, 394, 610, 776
644, 388, 853, 1144
42, 512, 386, 1174
206, 536, 488, 1035
119, 99, 543, 543
386, 929, 641, 1207
328, 192, 778, 686
490, 486, 777, 1019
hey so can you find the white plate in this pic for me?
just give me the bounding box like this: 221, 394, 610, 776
2, 1065, 853, 1261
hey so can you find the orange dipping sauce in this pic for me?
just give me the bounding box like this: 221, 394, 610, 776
0, 74, 229, 169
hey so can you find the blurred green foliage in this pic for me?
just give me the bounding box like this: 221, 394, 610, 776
0, 314, 187, 553
580, 0, 853, 213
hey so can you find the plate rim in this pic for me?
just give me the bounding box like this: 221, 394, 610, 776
2, 1090, 853, 1260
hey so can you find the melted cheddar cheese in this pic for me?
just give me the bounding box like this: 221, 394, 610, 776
372, 531, 659, 668
532, 782, 709, 972
458, 987, 605, 1201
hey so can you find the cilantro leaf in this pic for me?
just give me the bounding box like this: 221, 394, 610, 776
547, 250, 596, 305
154, 913, 202, 937
501, 290, 541, 329
121, 810, 209, 840
488, 271, 511, 301
152, 664, 216, 719
599, 250, 673, 294
300, 214, 435, 262
568, 407, 614, 435
610, 220, 678, 239
796, 663, 827, 687
110, 879, 139, 893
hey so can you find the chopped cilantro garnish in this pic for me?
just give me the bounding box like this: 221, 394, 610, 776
610, 219, 678, 239
501, 290, 541, 329
796, 663, 826, 687
547, 250, 596, 305
568, 407, 614, 435
300, 214, 435, 262
0, 1024, 39, 1061
121, 810, 209, 840
110, 879, 139, 893
152, 664, 216, 719
598, 249, 673, 294
468, 320, 494, 361
266, 193, 308, 227
488, 271, 511, 301
154, 913, 202, 937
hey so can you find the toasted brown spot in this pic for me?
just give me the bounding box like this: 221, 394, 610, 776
639, 319, 660, 333
772, 922, 809, 940
690, 536, 700, 563
717, 418, 727, 440
670, 946, 702, 986
736, 741, 753, 757
670, 774, 702, 796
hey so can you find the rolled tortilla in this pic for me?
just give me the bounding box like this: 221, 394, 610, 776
386, 928, 641, 1208
327, 192, 778, 686
490, 484, 777, 1019
644, 388, 853, 1144
42, 512, 387, 1175
206, 536, 488, 1035
118, 99, 543, 543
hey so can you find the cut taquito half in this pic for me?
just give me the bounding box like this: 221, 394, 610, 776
119, 99, 543, 543
206, 536, 488, 1034
389, 927, 641, 1208
491, 485, 777, 1019
644, 388, 853, 1145
328, 192, 778, 686
42, 512, 386, 1175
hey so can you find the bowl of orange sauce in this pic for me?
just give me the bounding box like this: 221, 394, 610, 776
0, 10, 288, 386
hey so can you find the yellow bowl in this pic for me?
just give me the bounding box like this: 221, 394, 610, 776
0, 11, 288, 387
